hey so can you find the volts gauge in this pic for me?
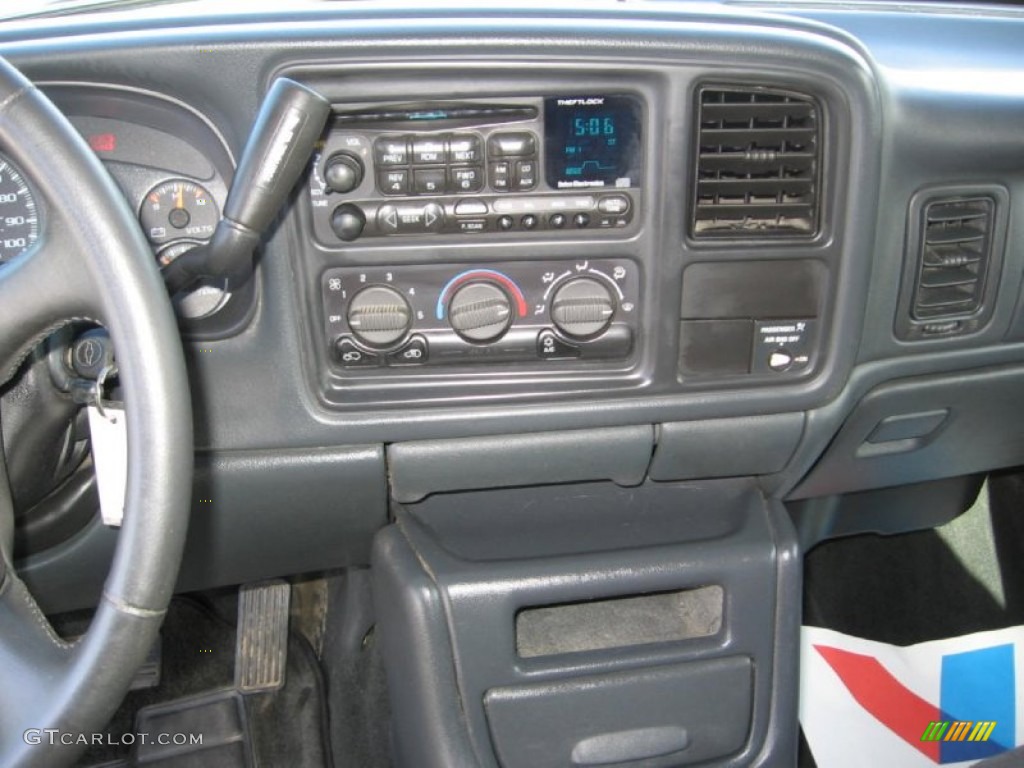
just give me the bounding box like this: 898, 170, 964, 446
139, 179, 218, 246
139, 179, 226, 320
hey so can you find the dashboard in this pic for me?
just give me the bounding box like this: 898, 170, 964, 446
1, 3, 1023, 766
1, 0, 1023, 689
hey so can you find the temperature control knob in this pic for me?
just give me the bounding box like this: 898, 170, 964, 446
346, 285, 411, 348
550, 277, 616, 339
324, 152, 364, 194
448, 282, 513, 342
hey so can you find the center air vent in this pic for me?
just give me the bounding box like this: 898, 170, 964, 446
692, 86, 820, 238
912, 197, 994, 321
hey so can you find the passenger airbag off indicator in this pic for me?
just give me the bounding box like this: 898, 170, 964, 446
752, 319, 816, 374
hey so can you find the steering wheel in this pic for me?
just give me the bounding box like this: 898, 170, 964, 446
0, 58, 192, 767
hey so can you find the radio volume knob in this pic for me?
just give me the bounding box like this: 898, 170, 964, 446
448, 282, 513, 342
550, 278, 616, 339
346, 285, 412, 348
325, 152, 365, 194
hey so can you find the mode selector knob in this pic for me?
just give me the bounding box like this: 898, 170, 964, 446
346, 285, 412, 348
325, 152, 365, 194
550, 277, 616, 339
448, 282, 513, 343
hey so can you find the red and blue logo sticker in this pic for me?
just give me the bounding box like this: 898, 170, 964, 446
816, 643, 1012, 763
801, 627, 1023, 767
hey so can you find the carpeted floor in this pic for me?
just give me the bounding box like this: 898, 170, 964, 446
68, 594, 331, 768
803, 472, 1024, 646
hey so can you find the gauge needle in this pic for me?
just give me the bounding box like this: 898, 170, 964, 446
175, 185, 184, 209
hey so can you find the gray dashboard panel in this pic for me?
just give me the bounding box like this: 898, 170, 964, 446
18, 445, 387, 612
389, 425, 654, 503
0, 0, 1019, 596
0, 5, 882, 455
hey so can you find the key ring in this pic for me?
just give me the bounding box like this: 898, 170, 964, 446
93, 363, 119, 421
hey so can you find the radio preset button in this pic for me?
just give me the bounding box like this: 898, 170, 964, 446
378, 169, 409, 196
374, 137, 409, 166
412, 139, 446, 165
450, 166, 484, 193
497, 215, 515, 231
488, 132, 537, 157
413, 168, 446, 194
521, 214, 538, 230
573, 212, 591, 228
448, 134, 482, 163
549, 213, 567, 228
493, 196, 594, 214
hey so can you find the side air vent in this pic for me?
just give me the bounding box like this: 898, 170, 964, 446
911, 197, 994, 321
896, 187, 1007, 341
693, 86, 820, 238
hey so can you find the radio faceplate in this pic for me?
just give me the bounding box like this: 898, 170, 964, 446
307, 95, 644, 245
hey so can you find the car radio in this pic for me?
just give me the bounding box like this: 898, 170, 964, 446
306, 94, 644, 243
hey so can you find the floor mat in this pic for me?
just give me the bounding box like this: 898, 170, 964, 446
73, 595, 331, 768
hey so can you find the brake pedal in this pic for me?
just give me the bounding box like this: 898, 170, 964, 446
235, 580, 290, 694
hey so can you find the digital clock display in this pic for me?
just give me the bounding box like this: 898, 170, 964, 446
544, 95, 642, 189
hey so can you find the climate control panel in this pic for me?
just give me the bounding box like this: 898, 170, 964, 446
321, 259, 640, 370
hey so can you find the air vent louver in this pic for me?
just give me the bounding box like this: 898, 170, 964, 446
912, 197, 994, 320
693, 86, 820, 238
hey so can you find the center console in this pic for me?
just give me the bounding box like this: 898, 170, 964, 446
373, 479, 801, 768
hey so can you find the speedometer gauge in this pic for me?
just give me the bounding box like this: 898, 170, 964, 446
0, 156, 39, 263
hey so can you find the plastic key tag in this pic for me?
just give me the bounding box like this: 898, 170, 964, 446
87, 401, 127, 528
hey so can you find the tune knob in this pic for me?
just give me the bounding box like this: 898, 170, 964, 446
346, 285, 412, 348
330, 203, 366, 242
448, 282, 513, 343
550, 277, 616, 339
324, 152, 364, 194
